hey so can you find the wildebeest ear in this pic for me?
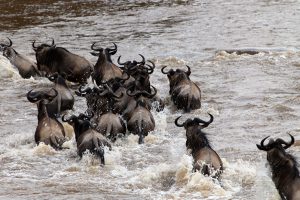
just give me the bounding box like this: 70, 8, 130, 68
90, 52, 100, 56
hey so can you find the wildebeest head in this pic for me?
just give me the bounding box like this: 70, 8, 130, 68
91, 42, 117, 63
62, 112, 93, 140
175, 113, 213, 129
117, 54, 145, 72
27, 88, 58, 119
256, 134, 300, 199
27, 88, 58, 104
175, 114, 214, 150
0, 38, 15, 58
126, 85, 157, 110
161, 65, 191, 85
257, 134, 295, 168
91, 42, 123, 84
32, 39, 56, 71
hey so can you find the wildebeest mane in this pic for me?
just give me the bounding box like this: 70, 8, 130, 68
271, 152, 300, 190
187, 128, 211, 155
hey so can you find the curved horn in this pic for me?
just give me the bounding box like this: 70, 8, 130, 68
256, 136, 270, 151
126, 88, 137, 97
205, 113, 214, 126
137, 54, 145, 64
51, 38, 55, 47
175, 116, 184, 127
101, 84, 123, 98
91, 42, 103, 51
144, 60, 155, 74
277, 134, 295, 149
186, 65, 191, 75
32, 40, 38, 49
194, 113, 214, 127
161, 66, 170, 74
145, 85, 157, 98
6, 37, 12, 47
107, 43, 117, 55
27, 89, 42, 103
117, 56, 128, 65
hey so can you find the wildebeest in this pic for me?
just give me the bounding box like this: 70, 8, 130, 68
32, 39, 92, 83
48, 73, 74, 115
91, 83, 127, 141
0, 38, 42, 78
126, 86, 157, 144
257, 134, 300, 200
94, 112, 126, 142
27, 88, 66, 149
161, 65, 201, 112
62, 113, 112, 165
175, 114, 223, 178
90, 42, 123, 85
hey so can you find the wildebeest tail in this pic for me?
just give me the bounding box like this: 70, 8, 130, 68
137, 120, 144, 144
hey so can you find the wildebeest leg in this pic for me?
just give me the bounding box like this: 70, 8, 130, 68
138, 134, 144, 144
92, 137, 105, 165
50, 135, 64, 150
95, 147, 105, 165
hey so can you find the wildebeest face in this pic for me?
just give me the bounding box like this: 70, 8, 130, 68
3, 47, 17, 60
32, 40, 56, 71
35, 44, 53, 59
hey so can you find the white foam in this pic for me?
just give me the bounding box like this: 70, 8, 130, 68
0, 55, 20, 79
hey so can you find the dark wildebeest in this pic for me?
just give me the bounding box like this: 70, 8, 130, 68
91, 82, 127, 141
90, 42, 124, 85
75, 85, 100, 114
119, 56, 164, 111
94, 112, 126, 142
32, 39, 92, 83
0, 38, 42, 78
62, 113, 112, 165
48, 73, 74, 115
117, 54, 146, 87
27, 88, 66, 149
257, 134, 300, 200
175, 114, 223, 178
161, 65, 201, 112
126, 86, 157, 144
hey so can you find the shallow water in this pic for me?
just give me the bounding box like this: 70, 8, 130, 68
1, 1, 300, 199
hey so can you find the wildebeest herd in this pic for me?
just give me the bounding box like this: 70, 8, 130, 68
1, 37, 299, 199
